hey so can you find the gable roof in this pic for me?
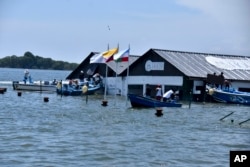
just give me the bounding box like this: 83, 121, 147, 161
152, 49, 250, 81
66, 52, 140, 79
67, 49, 250, 81
66, 52, 98, 79
107, 55, 140, 75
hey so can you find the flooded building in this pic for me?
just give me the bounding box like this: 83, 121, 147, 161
67, 49, 250, 101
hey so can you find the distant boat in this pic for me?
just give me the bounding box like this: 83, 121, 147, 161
206, 85, 250, 105
127, 93, 182, 108
12, 81, 57, 92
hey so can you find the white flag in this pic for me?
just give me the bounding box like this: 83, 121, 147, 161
114, 48, 129, 62
90, 53, 106, 64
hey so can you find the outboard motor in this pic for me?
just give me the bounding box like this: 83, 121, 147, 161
12, 81, 19, 90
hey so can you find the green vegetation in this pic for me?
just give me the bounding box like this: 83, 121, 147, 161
0, 51, 78, 70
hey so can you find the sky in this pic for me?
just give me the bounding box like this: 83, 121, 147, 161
0, 0, 249, 63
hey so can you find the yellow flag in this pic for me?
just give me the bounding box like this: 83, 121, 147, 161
102, 48, 118, 59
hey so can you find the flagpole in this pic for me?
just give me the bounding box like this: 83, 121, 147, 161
114, 43, 119, 107
104, 64, 108, 100
115, 62, 117, 105
126, 45, 130, 106
102, 44, 109, 106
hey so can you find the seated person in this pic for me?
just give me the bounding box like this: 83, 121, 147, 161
52, 79, 57, 85
93, 73, 102, 85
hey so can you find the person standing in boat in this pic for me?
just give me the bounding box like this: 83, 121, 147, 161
79, 71, 85, 82
23, 69, 29, 84
224, 80, 231, 90
145, 84, 152, 98
220, 72, 225, 89
155, 85, 163, 101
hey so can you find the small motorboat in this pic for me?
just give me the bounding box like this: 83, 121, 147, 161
56, 81, 103, 96
12, 80, 57, 92
206, 85, 250, 105
127, 93, 182, 108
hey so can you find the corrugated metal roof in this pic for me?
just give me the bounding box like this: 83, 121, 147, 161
153, 49, 250, 81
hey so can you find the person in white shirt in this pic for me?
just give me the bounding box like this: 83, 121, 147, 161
163, 89, 174, 102
155, 85, 162, 101
23, 69, 29, 84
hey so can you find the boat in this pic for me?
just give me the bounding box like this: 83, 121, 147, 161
12, 80, 57, 92
127, 93, 182, 108
13, 70, 58, 92
206, 85, 250, 105
56, 82, 103, 96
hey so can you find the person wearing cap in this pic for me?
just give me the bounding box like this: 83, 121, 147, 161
23, 69, 29, 84
79, 70, 84, 82
155, 85, 163, 101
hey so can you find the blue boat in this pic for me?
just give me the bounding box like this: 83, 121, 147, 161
207, 86, 250, 105
127, 93, 182, 108
57, 82, 103, 96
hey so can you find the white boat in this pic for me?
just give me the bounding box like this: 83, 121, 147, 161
12, 81, 57, 92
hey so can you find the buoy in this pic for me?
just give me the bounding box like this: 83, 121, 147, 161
0, 89, 5, 94
17, 92, 22, 96
44, 97, 49, 102
155, 108, 163, 117
102, 100, 108, 106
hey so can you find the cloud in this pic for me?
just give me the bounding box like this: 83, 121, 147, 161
174, 0, 250, 56
176, 0, 250, 27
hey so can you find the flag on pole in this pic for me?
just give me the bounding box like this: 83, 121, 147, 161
114, 48, 129, 62
102, 47, 119, 62
90, 53, 106, 64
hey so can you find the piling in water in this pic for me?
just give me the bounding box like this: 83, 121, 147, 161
44, 97, 49, 102
0, 89, 5, 94
155, 108, 163, 117
0, 88, 7, 93
102, 100, 108, 106
17, 92, 22, 96
189, 90, 192, 109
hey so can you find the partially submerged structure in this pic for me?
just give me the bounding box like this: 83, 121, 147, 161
67, 49, 250, 101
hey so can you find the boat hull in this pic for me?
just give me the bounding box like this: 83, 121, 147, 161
13, 82, 56, 92
210, 89, 250, 105
56, 84, 102, 96
128, 94, 182, 108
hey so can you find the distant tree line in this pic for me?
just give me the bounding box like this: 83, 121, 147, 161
0, 51, 78, 70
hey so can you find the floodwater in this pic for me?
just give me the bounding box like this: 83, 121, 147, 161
0, 68, 249, 167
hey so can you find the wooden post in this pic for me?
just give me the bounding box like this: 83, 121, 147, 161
189, 90, 192, 109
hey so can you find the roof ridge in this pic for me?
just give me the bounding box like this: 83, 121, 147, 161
152, 48, 248, 58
